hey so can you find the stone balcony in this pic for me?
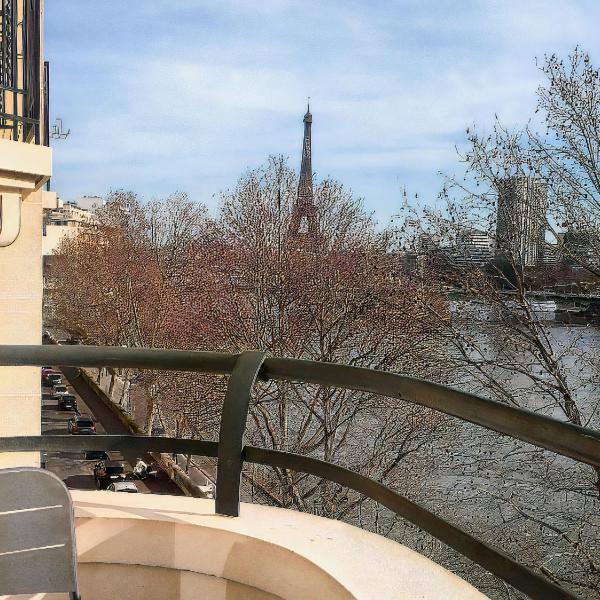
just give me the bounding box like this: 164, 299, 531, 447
40, 490, 485, 600
2, 345, 596, 599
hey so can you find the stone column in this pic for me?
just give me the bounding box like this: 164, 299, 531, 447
0, 139, 51, 467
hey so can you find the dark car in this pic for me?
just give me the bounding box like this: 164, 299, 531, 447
68, 414, 96, 434
57, 337, 82, 345
94, 460, 127, 489
57, 394, 78, 411
84, 450, 109, 461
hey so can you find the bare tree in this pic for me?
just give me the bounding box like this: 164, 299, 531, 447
533, 49, 600, 274
200, 156, 450, 516
394, 49, 600, 598
49, 162, 450, 519
49, 189, 213, 424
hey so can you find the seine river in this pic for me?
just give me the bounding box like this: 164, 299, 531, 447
401, 308, 600, 598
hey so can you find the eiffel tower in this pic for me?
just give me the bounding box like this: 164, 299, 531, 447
288, 101, 319, 241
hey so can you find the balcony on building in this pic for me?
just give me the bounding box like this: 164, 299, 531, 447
1, 344, 596, 600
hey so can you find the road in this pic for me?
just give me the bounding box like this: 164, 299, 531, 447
42, 366, 182, 495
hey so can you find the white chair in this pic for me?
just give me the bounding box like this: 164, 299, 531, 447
0, 467, 80, 599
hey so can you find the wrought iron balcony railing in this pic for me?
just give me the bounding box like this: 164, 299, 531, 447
0, 0, 44, 144
0, 345, 598, 600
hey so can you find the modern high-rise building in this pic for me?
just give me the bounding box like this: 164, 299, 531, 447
0, 0, 51, 467
495, 176, 547, 267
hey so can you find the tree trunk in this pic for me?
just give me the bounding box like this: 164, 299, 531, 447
108, 370, 116, 399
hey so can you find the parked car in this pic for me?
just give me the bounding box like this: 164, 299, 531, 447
107, 481, 138, 493
44, 372, 63, 387
57, 394, 78, 411
41, 368, 56, 382
68, 414, 96, 434
57, 337, 81, 345
94, 460, 127, 489
50, 375, 65, 388
52, 385, 69, 396
84, 450, 109, 461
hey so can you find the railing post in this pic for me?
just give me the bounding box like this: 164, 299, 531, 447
215, 351, 266, 516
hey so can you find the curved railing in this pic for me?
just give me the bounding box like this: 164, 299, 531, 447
1, 345, 599, 600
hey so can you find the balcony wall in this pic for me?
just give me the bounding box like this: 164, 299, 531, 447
58, 491, 486, 600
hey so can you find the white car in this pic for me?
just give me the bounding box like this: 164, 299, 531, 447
107, 481, 138, 493
52, 385, 69, 396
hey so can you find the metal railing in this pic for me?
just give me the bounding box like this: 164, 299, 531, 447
0, 345, 599, 599
0, 0, 42, 143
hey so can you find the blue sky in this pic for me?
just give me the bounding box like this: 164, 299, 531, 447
46, 1, 600, 223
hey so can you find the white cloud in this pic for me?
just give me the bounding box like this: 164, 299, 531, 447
48, 0, 600, 212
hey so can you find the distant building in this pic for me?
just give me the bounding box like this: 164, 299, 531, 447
417, 233, 441, 254
496, 177, 547, 267
453, 228, 495, 267
394, 250, 418, 273
42, 196, 96, 256
561, 229, 600, 269
288, 103, 319, 244
42, 196, 97, 322
542, 243, 561, 266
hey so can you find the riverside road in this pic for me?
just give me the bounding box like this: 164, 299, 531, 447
42, 365, 181, 495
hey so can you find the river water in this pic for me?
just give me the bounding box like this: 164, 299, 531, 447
389, 308, 600, 598
209, 305, 600, 598
241, 307, 600, 598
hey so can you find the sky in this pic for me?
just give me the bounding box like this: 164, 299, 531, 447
45, 0, 600, 224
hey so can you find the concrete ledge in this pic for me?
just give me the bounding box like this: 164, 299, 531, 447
41, 190, 59, 209
0, 138, 52, 191
149, 451, 211, 498
77, 367, 141, 433
71, 491, 487, 600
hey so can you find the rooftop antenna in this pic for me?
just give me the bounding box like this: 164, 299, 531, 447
50, 118, 70, 140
